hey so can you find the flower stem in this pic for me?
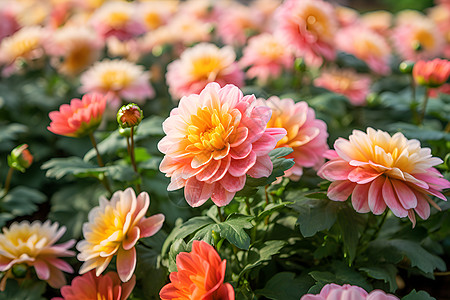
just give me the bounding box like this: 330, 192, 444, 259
409, 75, 420, 124
418, 87, 430, 125
370, 211, 388, 241
3, 167, 14, 194
129, 127, 141, 193
88, 132, 112, 194
217, 206, 225, 222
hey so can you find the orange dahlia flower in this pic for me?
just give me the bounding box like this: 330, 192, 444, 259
77, 188, 164, 282
413, 58, 450, 88
159, 240, 234, 300
318, 128, 449, 226
48, 93, 107, 138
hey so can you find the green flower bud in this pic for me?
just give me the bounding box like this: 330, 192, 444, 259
399, 61, 415, 74
7, 144, 33, 173
295, 58, 307, 72
117, 103, 143, 129
12, 263, 28, 278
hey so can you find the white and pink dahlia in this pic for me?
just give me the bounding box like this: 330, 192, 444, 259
301, 283, 399, 300
240, 33, 293, 83
0, 220, 75, 291
158, 83, 286, 207
77, 188, 165, 282
259, 96, 328, 180
318, 128, 450, 226
166, 43, 244, 100
79, 59, 154, 108
275, 0, 337, 67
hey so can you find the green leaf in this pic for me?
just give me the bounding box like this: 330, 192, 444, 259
135, 116, 165, 137
0, 279, 46, 300
84, 131, 126, 162
0, 187, 46, 217
359, 264, 398, 292
388, 122, 450, 141
41, 157, 101, 179
167, 238, 189, 272
211, 214, 254, 250
402, 290, 436, 300
255, 272, 314, 300
256, 202, 293, 222
240, 240, 286, 276
0, 123, 27, 151
337, 205, 364, 263
268, 147, 294, 159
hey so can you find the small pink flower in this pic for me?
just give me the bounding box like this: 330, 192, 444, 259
301, 283, 399, 300
413, 58, 450, 88
361, 10, 393, 35
318, 128, 450, 226
427, 4, 450, 59
48, 93, 107, 138
258, 96, 328, 180
240, 33, 293, 83
336, 26, 391, 75
314, 68, 372, 106
0, 7, 19, 42
275, 0, 337, 67
166, 43, 244, 100
77, 188, 165, 282
158, 83, 286, 207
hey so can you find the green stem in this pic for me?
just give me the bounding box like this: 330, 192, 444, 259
264, 185, 269, 206
244, 197, 252, 215
89, 132, 112, 194
444, 121, 450, 133
217, 206, 225, 222
410, 75, 419, 124
418, 87, 430, 125
129, 127, 141, 193
3, 167, 14, 194
370, 211, 388, 241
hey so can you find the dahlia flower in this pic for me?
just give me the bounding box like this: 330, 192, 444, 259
413, 58, 450, 88
335, 6, 359, 28
90, 1, 145, 41
240, 33, 293, 83
361, 10, 393, 35
301, 283, 399, 300
46, 26, 102, 76
336, 26, 391, 75
0, 221, 75, 291
428, 4, 450, 58
139, 1, 177, 31
53, 270, 136, 300
0, 6, 19, 42
48, 93, 107, 138
159, 240, 235, 300
77, 188, 165, 282
158, 83, 286, 207
318, 128, 450, 226
275, 0, 337, 67
165, 15, 212, 46
392, 11, 444, 61
258, 96, 328, 181
79, 59, 154, 108
166, 43, 244, 100
314, 68, 372, 106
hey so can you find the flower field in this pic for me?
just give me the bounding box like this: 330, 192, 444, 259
0, 0, 450, 299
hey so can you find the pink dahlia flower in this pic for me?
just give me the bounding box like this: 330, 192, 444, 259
158, 83, 286, 207
77, 188, 165, 282
53, 270, 135, 300
275, 0, 337, 67
318, 128, 450, 226
48, 93, 107, 138
428, 4, 450, 59
314, 68, 372, 106
166, 43, 244, 100
258, 96, 328, 180
79, 59, 154, 108
160, 240, 234, 300
301, 283, 399, 300
336, 26, 391, 75
0, 221, 75, 291
240, 33, 293, 83
413, 58, 450, 88
0, 7, 19, 42
361, 10, 393, 35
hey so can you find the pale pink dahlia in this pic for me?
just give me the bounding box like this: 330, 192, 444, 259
318, 128, 450, 226
165, 43, 244, 100
314, 68, 372, 106
240, 33, 293, 83
258, 96, 328, 180
301, 283, 399, 300
0, 221, 75, 291
336, 26, 391, 75
158, 83, 287, 207
77, 188, 165, 282
275, 0, 337, 67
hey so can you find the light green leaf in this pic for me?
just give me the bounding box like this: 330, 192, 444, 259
1, 187, 46, 217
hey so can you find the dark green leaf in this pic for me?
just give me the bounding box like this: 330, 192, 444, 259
256, 272, 314, 300
402, 290, 436, 300
1, 187, 46, 217
41, 157, 101, 179
359, 264, 398, 292
240, 240, 286, 276
0, 279, 45, 300
337, 206, 364, 263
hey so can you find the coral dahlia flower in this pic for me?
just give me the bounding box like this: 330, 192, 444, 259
159, 240, 235, 300
314, 68, 372, 106
413, 58, 450, 88
275, 0, 337, 67
158, 83, 286, 207
240, 33, 293, 83
318, 128, 450, 226
258, 96, 328, 180
336, 26, 391, 75
53, 270, 136, 300
79, 59, 154, 108
166, 43, 244, 100
301, 283, 399, 300
48, 93, 107, 138
0, 221, 75, 291
77, 188, 165, 282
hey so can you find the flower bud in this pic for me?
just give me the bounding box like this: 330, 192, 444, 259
7, 144, 33, 172
295, 58, 306, 72
12, 263, 28, 278
413, 58, 450, 88
399, 60, 415, 74
117, 103, 143, 128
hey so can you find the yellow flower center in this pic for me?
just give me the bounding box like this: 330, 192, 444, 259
190, 56, 224, 81
412, 29, 435, 50
90, 206, 127, 255
97, 292, 107, 300
257, 40, 285, 60
11, 37, 40, 59
354, 38, 383, 58
100, 70, 132, 90
144, 12, 162, 30
302, 5, 333, 41
63, 44, 93, 74
107, 11, 130, 28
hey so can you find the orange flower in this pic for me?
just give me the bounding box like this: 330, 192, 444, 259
413, 58, 450, 88
159, 241, 235, 300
